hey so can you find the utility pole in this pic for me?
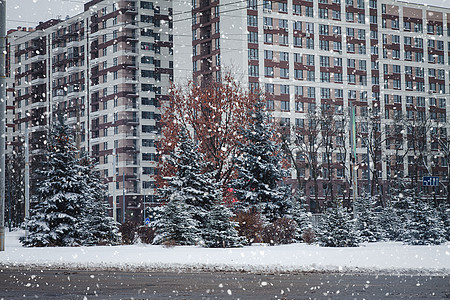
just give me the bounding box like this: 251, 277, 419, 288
112, 147, 117, 222
0, 0, 7, 251
24, 126, 30, 220
350, 103, 358, 218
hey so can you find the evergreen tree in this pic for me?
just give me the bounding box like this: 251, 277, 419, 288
21, 119, 87, 247
377, 206, 404, 241
355, 193, 383, 242
153, 192, 201, 245
437, 203, 450, 241
154, 128, 239, 246
291, 190, 312, 242
20, 118, 120, 247
404, 201, 446, 245
202, 202, 244, 248
316, 202, 359, 247
78, 155, 121, 245
232, 100, 291, 222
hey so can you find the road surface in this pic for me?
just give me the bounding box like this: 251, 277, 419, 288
0, 268, 448, 299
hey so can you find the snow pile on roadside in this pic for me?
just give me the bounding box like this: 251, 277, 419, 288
1, 230, 448, 275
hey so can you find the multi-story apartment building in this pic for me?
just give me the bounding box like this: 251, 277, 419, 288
8, 0, 173, 221
184, 0, 450, 211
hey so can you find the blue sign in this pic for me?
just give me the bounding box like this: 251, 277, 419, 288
144, 217, 151, 225
423, 176, 439, 187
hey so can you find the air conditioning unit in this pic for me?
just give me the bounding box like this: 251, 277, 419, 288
264, 25, 269, 30
268, 25, 273, 30
263, 8, 272, 13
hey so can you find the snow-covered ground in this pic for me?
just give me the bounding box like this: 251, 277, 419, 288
1, 230, 449, 275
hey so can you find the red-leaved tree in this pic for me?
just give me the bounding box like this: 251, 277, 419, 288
157, 74, 259, 189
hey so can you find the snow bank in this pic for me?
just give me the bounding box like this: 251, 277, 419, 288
1, 230, 448, 275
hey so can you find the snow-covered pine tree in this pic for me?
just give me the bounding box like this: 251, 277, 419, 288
437, 203, 450, 241
21, 118, 87, 247
354, 193, 383, 242
404, 200, 446, 245
316, 201, 359, 247
202, 201, 244, 248
232, 99, 292, 223
377, 206, 404, 241
290, 189, 313, 242
152, 190, 201, 245
78, 154, 121, 245
154, 128, 237, 246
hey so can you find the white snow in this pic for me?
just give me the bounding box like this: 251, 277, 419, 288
1, 230, 449, 275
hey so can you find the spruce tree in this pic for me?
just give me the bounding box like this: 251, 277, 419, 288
153, 191, 201, 245
21, 119, 87, 247
377, 206, 404, 241
202, 202, 244, 248
291, 190, 312, 242
232, 100, 291, 222
355, 193, 383, 242
404, 201, 446, 245
78, 155, 121, 245
316, 201, 359, 247
154, 128, 239, 246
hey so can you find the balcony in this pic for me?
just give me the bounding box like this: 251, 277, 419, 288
52, 47, 65, 54
124, 21, 138, 29
124, 75, 139, 83
125, 160, 139, 166
30, 55, 46, 63
30, 77, 46, 86
125, 117, 139, 125
125, 6, 138, 14
53, 71, 65, 78
67, 40, 80, 48
89, 57, 99, 66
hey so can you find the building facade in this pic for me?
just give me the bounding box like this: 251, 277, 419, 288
8, 0, 173, 221
187, 0, 450, 210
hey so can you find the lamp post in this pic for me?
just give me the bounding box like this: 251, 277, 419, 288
0, 0, 7, 251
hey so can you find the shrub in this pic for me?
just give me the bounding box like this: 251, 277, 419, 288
261, 218, 298, 245
119, 221, 138, 245
232, 211, 263, 244
137, 226, 156, 244
301, 228, 315, 244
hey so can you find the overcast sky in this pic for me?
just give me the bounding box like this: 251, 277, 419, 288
6, 0, 450, 30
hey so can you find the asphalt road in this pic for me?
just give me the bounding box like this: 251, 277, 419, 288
0, 268, 449, 299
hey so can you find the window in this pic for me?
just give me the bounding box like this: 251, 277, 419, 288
319, 40, 329, 50
295, 102, 304, 111
305, 6, 313, 17
321, 88, 331, 99
319, 24, 329, 35
248, 48, 258, 60
264, 50, 273, 60
264, 66, 274, 76
293, 4, 301, 14
333, 10, 341, 20
334, 57, 342, 66
319, 8, 328, 19
248, 31, 258, 43
320, 72, 330, 82
247, 15, 257, 27
307, 87, 315, 98
293, 21, 302, 30
294, 69, 303, 79
320, 56, 330, 67
307, 70, 315, 81
265, 83, 274, 94
264, 33, 273, 43
346, 12, 354, 22
281, 101, 290, 110
280, 84, 289, 94
295, 86, 303, 96
249, 65, 259, 77
280, 68, 289, 78
306, 54, 314, 65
